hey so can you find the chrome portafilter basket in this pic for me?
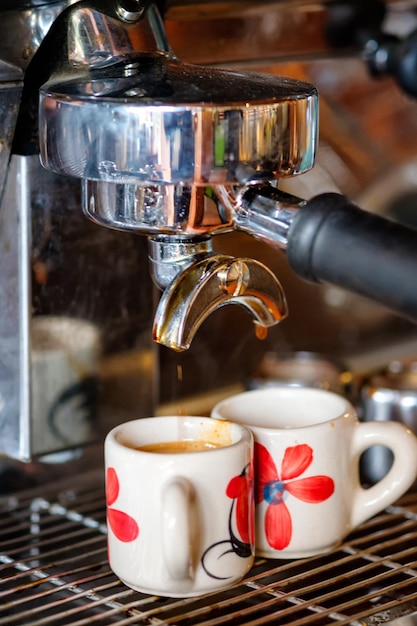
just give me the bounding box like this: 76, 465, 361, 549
40, 55, 317, 191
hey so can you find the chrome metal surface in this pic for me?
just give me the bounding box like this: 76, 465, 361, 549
148, 236, 213, 289
3, 474, 417, 624
3, 0, 417, 461
83, 182, 234, 236
0, 156, 32, 459
65, 5, 170, 69
115, 0, 148, 23
0, 153, 156, 460
247, 351, 352, 395
153, 255, 288, 350
40, 62, 318, 188
0, 1, 68, 73
235, 185, 305, 250
0, 85, 21, 199
361, 360, 417, 486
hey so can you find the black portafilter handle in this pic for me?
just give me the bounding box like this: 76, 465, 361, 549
286, 193, 417, 323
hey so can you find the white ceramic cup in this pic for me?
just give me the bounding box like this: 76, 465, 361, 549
211, 387, 417, 559
105, 415, 254, 597
31, 315, 101, 456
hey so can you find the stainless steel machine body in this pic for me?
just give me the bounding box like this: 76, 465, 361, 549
0, 1, 157, 460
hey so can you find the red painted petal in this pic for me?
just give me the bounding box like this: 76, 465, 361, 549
227, 472, 254, 544
226, 475, 246, 499
108, 508, 139, 542
106, 467, 119, 506
254, 442, 279, 504
235, 488, 251, 544
264, 501, 292, 550
281, 444, 313, 481
285, 475, 335, 503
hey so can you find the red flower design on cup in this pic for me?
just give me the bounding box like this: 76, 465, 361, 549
226, 460, 254, 545
106, 467, 139, 542
202, 462, 254, 579
255, 443, 334, 550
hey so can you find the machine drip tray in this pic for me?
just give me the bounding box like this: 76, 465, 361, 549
2, 472, 417, 624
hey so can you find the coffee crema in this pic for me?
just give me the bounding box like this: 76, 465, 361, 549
136, 439, 223, 454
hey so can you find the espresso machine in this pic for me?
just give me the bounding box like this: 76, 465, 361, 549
5, 2, 417, 624
3, 0, 417, 464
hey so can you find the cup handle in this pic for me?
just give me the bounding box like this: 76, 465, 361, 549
162, 477, 193, 581
351, 421, 417, 527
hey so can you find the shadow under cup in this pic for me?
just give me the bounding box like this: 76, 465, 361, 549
211, 387, 417, 559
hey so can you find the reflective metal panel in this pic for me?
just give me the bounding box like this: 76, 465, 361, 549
40, 59, 318, 186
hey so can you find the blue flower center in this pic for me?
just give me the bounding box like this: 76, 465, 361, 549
264, 480, 287, 505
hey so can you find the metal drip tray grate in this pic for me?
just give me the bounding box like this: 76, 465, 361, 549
2, 473, 417, 625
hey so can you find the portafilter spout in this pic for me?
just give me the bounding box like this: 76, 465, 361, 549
38, 1, 318, 351
151, 242, 288, 352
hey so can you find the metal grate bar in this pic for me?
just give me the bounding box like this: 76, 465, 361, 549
2, 474, 417, 625
0, 535, 105, 573
0, 548, 106, 591
143, 555, 417, 626
0, 581, 129, 625
3, 566, 114, 606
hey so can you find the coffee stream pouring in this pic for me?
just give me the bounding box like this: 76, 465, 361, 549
38, 0, 417, 352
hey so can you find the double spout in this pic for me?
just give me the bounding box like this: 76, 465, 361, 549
150, 238, 288, 351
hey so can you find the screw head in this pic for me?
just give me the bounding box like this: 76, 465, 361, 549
116, 0, 146, 23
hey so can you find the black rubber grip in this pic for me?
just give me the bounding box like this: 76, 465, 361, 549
286, 192, 417, 322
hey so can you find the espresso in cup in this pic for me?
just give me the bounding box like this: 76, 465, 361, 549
136, 440, 223, 453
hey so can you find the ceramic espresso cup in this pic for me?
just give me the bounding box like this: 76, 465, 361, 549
105, 416, 254, 597
211, 387, 417, 559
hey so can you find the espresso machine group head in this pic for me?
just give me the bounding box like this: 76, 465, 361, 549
39, 0, 417, 353
38, 0, 320, 351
